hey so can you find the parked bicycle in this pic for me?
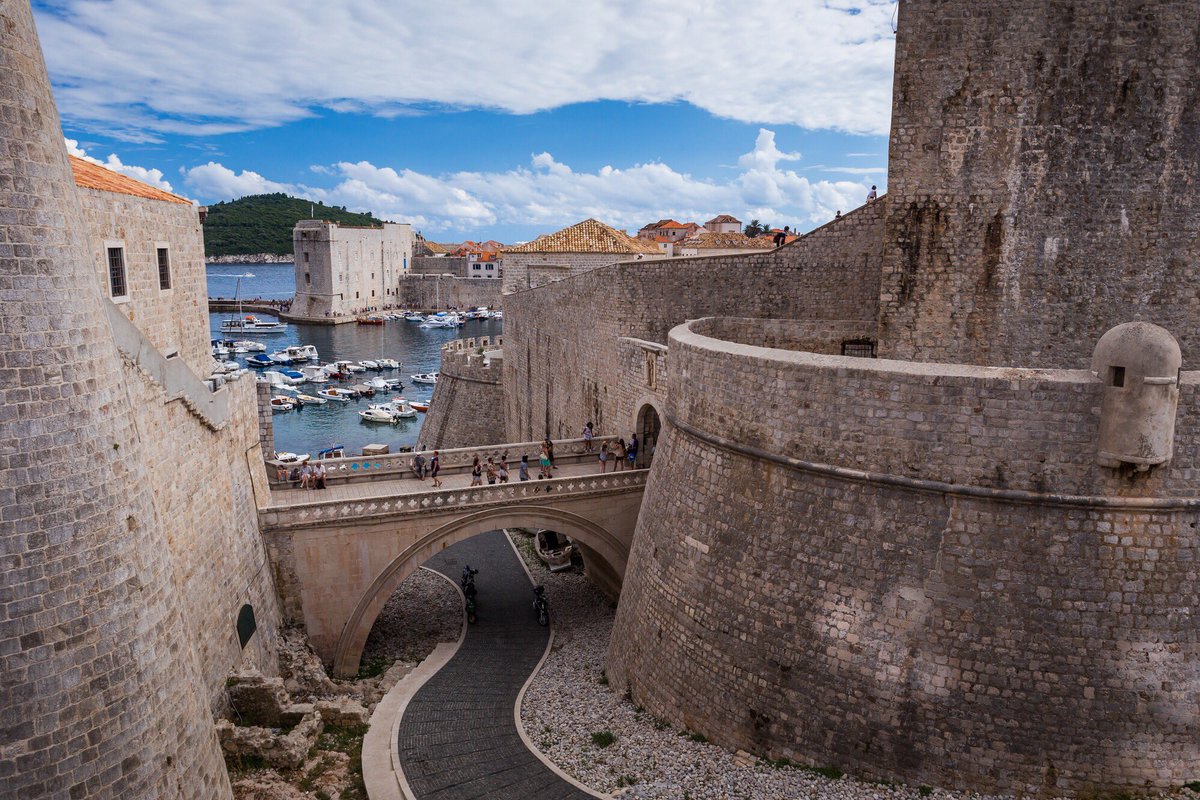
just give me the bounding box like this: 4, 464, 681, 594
462, 565, 479, 624
532, 585, 549, 627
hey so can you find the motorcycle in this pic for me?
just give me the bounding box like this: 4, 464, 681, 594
532, 585, 549, 627
462, 565, 479, 624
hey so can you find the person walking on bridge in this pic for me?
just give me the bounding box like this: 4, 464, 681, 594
470, 456, 483, 487
628, 434, 639, 468
582, 422, 594, 453
430, 451, 442, 488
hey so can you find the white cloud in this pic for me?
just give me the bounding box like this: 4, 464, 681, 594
36, 0, 896, 139
64, 137, 175, 192
183, 129, 875, 233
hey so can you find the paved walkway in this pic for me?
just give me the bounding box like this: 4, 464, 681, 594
395, 531, 594, 799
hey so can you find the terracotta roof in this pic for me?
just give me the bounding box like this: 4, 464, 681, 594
658, 220, 693, 229
640, 218, 676, 231
680, 231, 773, 250
705, 214, 741, 224
68, 155, 191, 205
503, 219, 661, 255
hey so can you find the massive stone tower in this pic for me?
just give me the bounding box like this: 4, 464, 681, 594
877, 0, 1200, 367
0, 3, 230, 796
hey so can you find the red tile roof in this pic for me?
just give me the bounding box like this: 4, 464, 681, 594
69, 155, 192, 205
504, 219, 661, 255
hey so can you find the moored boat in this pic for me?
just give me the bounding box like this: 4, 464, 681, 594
358, 407, 399, 423
535, 530, 575, 572
232, 340, 267, 352
270, 396, 297, 413
359, 359, 380, 370
316, 388, 352, 402
222, 314, 288, 334
246, 353, 274, 368
410, 372, 438, 385
372, 399, 416, 418
409, 400, 429, 413
376, 358, 400, 369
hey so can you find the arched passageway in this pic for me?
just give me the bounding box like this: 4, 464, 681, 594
636, 403, 662, 469
332, 505, 628, 677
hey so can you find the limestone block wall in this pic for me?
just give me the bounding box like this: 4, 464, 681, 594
419, 336, 506, 449
411, 255, 469, 277
502, 251, 635, 293
502, 200, 885, 443
607, 317, 1200, 794
877, 0, 1200, 368
292, 220, 414, 319
392, 274, 501, 311
79, 187, 211, 374
0, 3, 232, 795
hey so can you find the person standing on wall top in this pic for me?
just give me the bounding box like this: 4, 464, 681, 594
866, 185, 878, 202
582, 422, 594, 453
773, 228, 785, 247
470, 455, 483, 487
613, 438, 627, 471
627, 434, 639, 468
498, 455, 509, 483
598, 440, 610, 473
519, 454, 530, 481
544, 437, 556, 470
412, 452, 426, 481
539, 444, 552, 479
485, 457, 497, 485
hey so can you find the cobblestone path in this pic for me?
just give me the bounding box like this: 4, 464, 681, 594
395, 530, 594, 799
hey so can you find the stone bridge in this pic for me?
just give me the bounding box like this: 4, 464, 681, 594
259, 437, 647, 677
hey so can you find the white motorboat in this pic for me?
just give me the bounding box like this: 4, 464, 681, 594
410, 372, 439, 385
275, 451, 310, 464
363, 376, 398, 391
279, 368, 306, 385
246, 353, 275, 368
260, 370, 287, 387
359, 407, 400, 424
376, 358, 400, 369
372, 399, 417, 419
270, 396, 297, 412
272, 344, 319, 363
359, 359, 380, 370
300, 366, 330, 383
420, 315, 461, 329
211, 341, 230, 357
232, 340, 267, 352
221, 314, 288, 334
335, 360, 366, 373
213, 360, 241, 374
293, 393, 328, 406
403, 312, 425, 322
316, 388, 352, 402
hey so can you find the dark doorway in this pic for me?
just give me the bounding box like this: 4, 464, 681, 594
636, 404, 661, 469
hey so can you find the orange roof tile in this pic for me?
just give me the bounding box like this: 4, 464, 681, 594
705, 214, 742, 224
681, 231, 773, 250
658, 220, 692, 229
68, 155, 192, 205
503, 219, 661, 255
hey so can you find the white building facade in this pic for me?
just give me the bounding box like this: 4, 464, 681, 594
291, 220, 414, 320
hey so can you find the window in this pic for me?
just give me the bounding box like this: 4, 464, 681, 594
305, 272, 311, 285
156, 247, 171, 290
107, 246, 127, 298
841, 339, 876, 358
1109, 366, 1126, 387
304, 251, 310, 263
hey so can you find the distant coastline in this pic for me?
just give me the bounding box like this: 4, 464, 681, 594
206, 253, 294, 264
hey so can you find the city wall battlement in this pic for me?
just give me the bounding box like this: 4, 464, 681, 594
419, 336, 507, 449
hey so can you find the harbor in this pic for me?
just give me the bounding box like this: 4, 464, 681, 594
208, 262, 501, 457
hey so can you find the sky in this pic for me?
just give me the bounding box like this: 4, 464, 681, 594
35, 0, 898, 243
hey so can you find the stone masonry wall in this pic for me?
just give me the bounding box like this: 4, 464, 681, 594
392, 274, 501, 311
502, 251, 651, 294
410, 255, 469, 277
607, 317, 1200, 794
877, 0, 1200, 368
79, 187, 212, 375
419, 337, 506, 450
0, 3, 232, 796
502, 199, 885, 442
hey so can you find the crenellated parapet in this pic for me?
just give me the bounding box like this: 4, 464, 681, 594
437, 336, 505, 384
418, 337, 507, 449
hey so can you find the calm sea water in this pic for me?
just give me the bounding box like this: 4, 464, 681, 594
207, 262, 502, 457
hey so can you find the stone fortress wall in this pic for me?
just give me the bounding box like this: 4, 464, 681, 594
391, 273, 501, 311
607, 318, 1200, 793
419, 336, 506, 450
877, 0, 1200, 368
291, 220, 414, 320
0, 4, 239, 796
410, 254, 469, 277
77, 186, 212, 373
502, 198, 885, 443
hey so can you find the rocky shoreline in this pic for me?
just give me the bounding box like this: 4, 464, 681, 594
207, 253, 295, 264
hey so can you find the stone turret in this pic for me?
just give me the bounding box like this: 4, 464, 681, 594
418, 336, 506, 449
0, 3, 230, 796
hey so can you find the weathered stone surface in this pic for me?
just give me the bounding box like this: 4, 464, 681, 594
314, 698, 370, 729
421, 336, 506, 449
227, 673, 292, 728
216, 711, 323, 771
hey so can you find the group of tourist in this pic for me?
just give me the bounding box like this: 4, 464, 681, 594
277, 461, 328, 489
469, 453, 513, 485
583, 422, 640, 472
410, 450, 442, 487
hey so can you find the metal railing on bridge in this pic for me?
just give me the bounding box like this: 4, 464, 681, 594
260, 467, 649, 530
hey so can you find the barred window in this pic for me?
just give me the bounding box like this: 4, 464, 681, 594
841, 339, 876, 358
107, 246, 127, 298
156, 247, 171, 290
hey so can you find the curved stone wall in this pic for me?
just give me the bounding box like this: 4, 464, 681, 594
0, 5, 231, 796
419, 336, 506, 449
607, 317, 1200, 794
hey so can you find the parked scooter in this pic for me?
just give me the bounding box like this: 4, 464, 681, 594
462, 565, 479, 624
532, 585, 549, 627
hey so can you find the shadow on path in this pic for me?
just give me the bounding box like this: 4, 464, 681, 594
395, 530, 594, 800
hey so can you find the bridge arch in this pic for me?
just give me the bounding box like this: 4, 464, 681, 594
331, 504, 629, 677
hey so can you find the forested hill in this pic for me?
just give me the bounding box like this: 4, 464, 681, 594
202, 193, 385, 257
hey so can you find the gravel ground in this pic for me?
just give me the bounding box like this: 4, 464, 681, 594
509, 530, 1076, 800
361, 566, 462, 670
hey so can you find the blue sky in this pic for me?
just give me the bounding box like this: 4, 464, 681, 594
36, 0, 896, 243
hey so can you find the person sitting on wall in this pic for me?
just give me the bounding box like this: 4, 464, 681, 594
866, 184, 878, 202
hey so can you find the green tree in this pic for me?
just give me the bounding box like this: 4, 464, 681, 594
743, 219, 771, 237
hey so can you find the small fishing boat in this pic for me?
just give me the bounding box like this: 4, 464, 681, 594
232, 340, 267, 352
535, 530, 575, 572
356, 315, 386, 325
364, 376, 400, 391
300, 366, 329, 383
213, 360, 241, 374
316, 445, 345, 460
271, 344, 319, 363
211, 341, 230, 357
275, 451, 310, 464
293, 393, 328, 406
246, 353, 275, 368
409, 400, 429, 413
359, 407, 400, 423
270, 396, 297, 413
410, 372, 439, 385
372, 399, 416, 419
376, 358, 400, 369
279, 368, 307, 385
335, 360, 366, 373
350, 383, 376, 397
359, 359, 380, 370
316, 388, 352, 402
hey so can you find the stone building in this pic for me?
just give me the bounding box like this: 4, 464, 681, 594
290, 219, 414, 320
702, 213, 741, 233
1, 8, 281, 795
501, 217, 663, 293
494, 0, 1200, 795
